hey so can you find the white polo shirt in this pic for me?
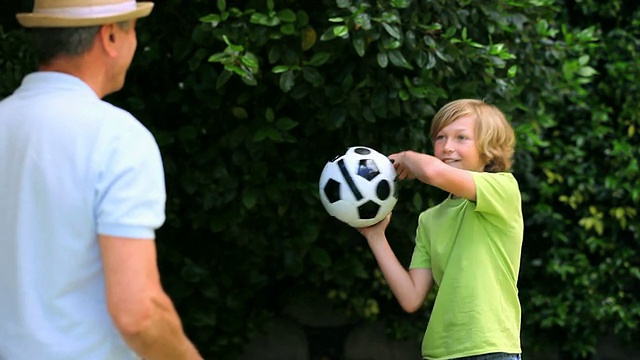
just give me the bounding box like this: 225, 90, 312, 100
0, 72, 166, 359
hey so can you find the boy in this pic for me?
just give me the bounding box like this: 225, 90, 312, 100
359, 99, 523, 360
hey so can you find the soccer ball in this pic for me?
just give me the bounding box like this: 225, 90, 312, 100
319, 146, 398, 227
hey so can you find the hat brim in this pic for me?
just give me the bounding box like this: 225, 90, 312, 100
16, 2, 153, 28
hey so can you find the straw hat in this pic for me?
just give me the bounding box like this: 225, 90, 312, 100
16, 0, 154, 28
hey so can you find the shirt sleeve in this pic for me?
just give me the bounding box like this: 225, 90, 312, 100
409, 211, 432, 269
471, 172, 521, 228
94, 117, 166, 239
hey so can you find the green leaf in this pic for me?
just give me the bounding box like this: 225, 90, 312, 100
216, 70, 232, 89
240, 52, 259, 70
308, 52, 331, 66
275, 117, 299, 131
251, 130, 265, 142
320, 27, 337, 41
240, 72, 257, 86
225, 64, 247, 76
354, 13, 373, 30
382, 23, 401, 39
277, 9, 297, 22
388, 50, 413, 69
296, 10, 310, 27
302, 67, 324, 87
386, 40, 401, 50
222, 35, 240, 50
268, 46, 281, 63
390, 0, 411, 8
416, 51, 427, 68
199, 14, 221, 26
426, 51, 436, 69
266, 128, 283, 141
301, 27, 317, 50
217, 0, 226, 12
231, 107, 249, 119
279, 70, 295, 92
377, 52, 389, 68
280, 24, 296, 35
536, 19, 549, 35
272, 65, 290, 73
352, 35, 366, 57
333, 25, 349, 38
242, 189, 257, 209
250, 12, 280, 26
412, 192, 423, 210
265, 108, 275, 122
577, 66, 597, 77
443, 27, 456, 38
208, 52, 228, 63
310, 248, 332, 267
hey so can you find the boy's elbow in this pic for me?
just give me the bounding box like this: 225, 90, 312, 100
399, 300, 423, 314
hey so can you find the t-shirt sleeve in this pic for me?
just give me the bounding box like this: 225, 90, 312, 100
471, 172, 521, 227
409, 211, 432, 269
94, 119, 166, 239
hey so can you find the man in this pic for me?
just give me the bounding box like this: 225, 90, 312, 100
0, 1, 202, 359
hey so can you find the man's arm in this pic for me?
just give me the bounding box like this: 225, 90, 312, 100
99, 235, 202, 360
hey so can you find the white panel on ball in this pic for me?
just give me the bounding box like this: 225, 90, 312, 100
319, 146, 398, 227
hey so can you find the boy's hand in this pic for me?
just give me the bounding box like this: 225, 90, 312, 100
356, 213, 391, 240
388, 151, 416, 180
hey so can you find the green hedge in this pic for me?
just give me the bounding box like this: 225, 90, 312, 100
519, 0, 640, 356
1, 0, 638, 358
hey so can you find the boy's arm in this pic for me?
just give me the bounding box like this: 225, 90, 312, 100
99, 235, 203, 360
359, 215, 434, 313
389, 151, 477, 201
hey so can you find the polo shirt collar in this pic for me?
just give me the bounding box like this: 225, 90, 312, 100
19, 71, 99, 99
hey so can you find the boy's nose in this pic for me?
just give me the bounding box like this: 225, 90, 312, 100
443, 139, 454, 153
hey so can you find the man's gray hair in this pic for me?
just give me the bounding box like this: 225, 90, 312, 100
32, 21, 132, 66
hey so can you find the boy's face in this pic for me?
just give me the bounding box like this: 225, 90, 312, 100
433, 115, 486, 172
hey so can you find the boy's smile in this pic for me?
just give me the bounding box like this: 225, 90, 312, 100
433, 115, 487, 172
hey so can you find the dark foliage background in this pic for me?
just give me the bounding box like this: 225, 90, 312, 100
1, 0, 639, 359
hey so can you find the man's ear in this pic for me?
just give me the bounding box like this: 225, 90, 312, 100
97, 24, 118, 57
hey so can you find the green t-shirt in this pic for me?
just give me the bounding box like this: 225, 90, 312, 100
409, 172, 523, 360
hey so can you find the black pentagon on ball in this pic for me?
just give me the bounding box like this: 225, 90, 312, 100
376, 179, 391, 200
323, 178, 341, 203
357, 159, 380, 181
354, 147, 371, 155
358, 200, 380, 219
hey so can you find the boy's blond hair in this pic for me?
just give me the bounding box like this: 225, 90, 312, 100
429, 99, 515, 172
